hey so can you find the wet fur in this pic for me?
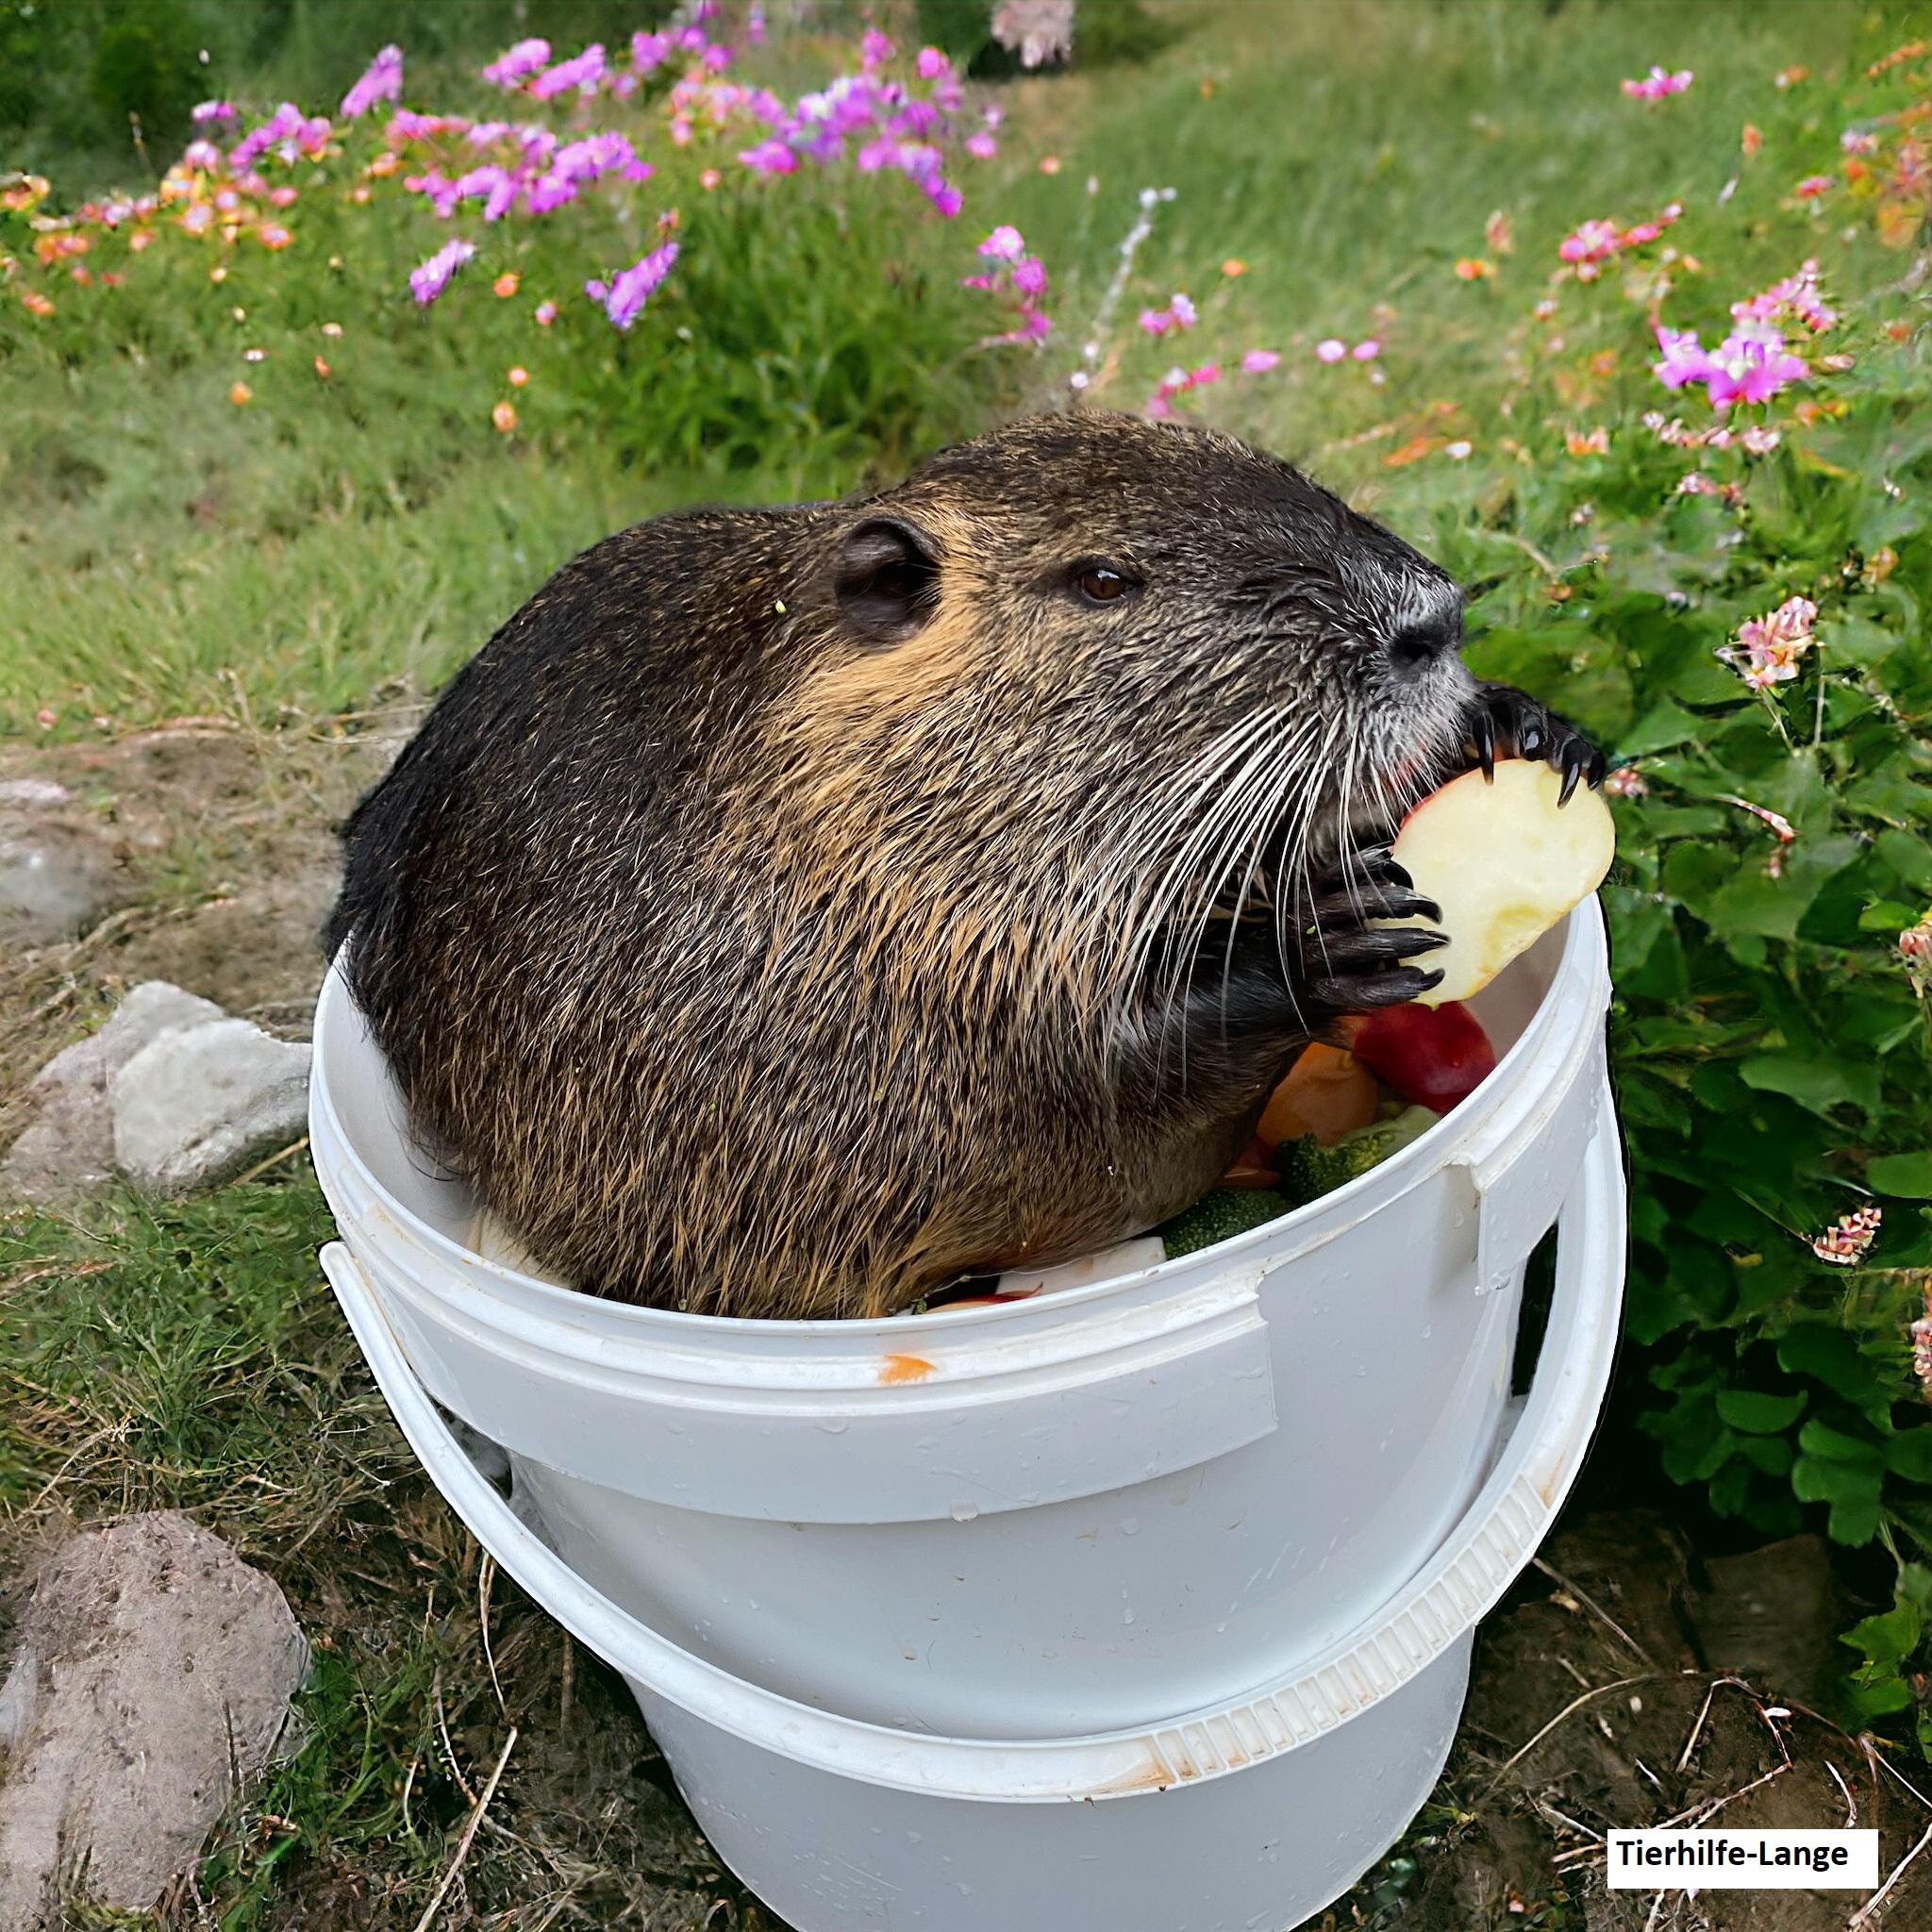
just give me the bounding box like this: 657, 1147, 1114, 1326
332, 413, 1581, 1318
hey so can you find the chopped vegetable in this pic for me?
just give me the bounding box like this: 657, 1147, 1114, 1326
1349, 1001, 1496, 1112
1257, 1042, 1379, 1147
1383, 758, 1615, 1005
1158, 1186, 1292, 1258
1275, 1105, 1441, 1208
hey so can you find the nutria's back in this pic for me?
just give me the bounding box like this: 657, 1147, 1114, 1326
333, 411, 1524, 1318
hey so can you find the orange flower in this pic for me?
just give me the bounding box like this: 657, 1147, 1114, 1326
128, 228, 155, 252
1741, 122, 1762, 158
508, 365, 528, 387
493, 272, 521, 298
1484, 209, 1513, 254
1566, 426, 1609, 455
229, 381, 253, 405
351, 185, 371, 205
491, 401, 517, 433
19, 289, 54, 317
258, 224, 292, 250
314, 357, 331, 377
1384, 434, 1437, 468
1039, 154, 1062, 174
1222, 258, 1247, 276
366, 150, 399, 178
700, 168, 722, 190
1453, 257, 1493, 280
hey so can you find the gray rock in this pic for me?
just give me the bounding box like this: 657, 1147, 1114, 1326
112, 1019, 310, 1195
0, 1512, 308, 1927
0, 983, 225, 1201
0, 824, 115, 949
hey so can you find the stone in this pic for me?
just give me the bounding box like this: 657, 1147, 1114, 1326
0, 822, 117, 950
112, 1019, 310, 1195
0, 983, 225, 1201
0, 1512, 308, 1926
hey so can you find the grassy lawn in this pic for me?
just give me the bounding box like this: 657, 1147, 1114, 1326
4, 2, 1932, 1926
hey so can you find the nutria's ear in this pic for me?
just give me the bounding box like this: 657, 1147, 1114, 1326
835, 517, 941, 644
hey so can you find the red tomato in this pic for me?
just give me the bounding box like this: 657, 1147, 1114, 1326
1350, 1001, 1497, 1112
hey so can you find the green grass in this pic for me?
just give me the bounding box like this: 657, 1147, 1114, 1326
5, 2, 1932, 1924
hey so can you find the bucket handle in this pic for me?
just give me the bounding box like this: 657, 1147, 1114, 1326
320, 1082, 1624, 1804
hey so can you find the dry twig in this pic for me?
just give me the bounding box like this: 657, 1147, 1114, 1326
412, 1726, 517, 1932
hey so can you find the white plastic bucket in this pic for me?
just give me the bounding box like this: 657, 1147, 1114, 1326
310, 905, 1612, 1738
321, 1097, 1624, 1932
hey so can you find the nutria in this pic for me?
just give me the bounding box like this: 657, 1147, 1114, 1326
330, 411, 1602, 1318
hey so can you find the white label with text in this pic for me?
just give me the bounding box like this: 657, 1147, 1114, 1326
1606, 1828, 1877, 1890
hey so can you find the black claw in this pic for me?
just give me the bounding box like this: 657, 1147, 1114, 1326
1588, 747, 1607, 788
1557, 757, 1582, 808
1473, 708, 1495, 782
1311, 964, 1445, 1008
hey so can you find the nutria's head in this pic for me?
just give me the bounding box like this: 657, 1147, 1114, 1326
733, 409, 1477, 1026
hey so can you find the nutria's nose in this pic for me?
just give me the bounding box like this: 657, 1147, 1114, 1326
1386, 609, 1462, 673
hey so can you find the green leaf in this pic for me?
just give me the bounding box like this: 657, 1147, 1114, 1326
1703, 838, 1863, 944
1845, 1674, 1916, 1717
1777, 1326, 1890, 1407
1848, 770, 1932, 827
1799, 1418, 1885, 1465
1871, 1152, 1932, 1199
1861, 900, 1923, 931
1740, 1055, 1881, 1123
1877, 829, 1932, 894
1886, 1429, 1932, 1483
1829, 1493, 1884, 1545
1844, 1601, 1924, 1667
1715, 1388, 1807, 1434
1792, 1452, 1883, 1506
1618, 698, 1703, 758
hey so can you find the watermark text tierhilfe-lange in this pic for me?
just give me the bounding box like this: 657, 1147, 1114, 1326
1606, 1828, 1878, 1890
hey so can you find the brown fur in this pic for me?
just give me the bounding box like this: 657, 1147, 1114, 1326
331, 412, 1566, 1318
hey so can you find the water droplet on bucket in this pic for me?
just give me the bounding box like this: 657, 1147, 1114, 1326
950, 1501, 979, 1523
1120, 1517, 1139, 1535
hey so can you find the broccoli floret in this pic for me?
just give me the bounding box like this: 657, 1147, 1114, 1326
1158, 1187, 1292, 1259
1275, 1105, 1442, 1208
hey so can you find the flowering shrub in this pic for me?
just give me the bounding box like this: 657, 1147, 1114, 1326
1126, 42, 1932, 1747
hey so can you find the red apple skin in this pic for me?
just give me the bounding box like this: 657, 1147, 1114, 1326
1350, 1002, 1497, 1112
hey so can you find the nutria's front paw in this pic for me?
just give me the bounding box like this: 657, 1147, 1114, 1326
1468, 683, 1607, 805
1293, 847, 1447, 1013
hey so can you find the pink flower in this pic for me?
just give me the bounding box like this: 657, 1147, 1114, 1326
182, 140, 222, 170
860, 27, 893, 71
738, 139, 798, 175
965, 130, 997, 159
1733, 258, 1836, 332
192, 101, 236, 124
408, 237, 476, 305
978, 225, 1025, 260
632, 30, 671, 73
1315, 338, 1347, 362
1842, 128, 1879, 155
1191, 360, 1221, 385
1170, 292, 1197, 327
1604, 766, 1647, 798
341, 44, 403, 119
1560, 218, 1623, 265
1622, 65, 1693, 101
534, 299, 557, 325
1811, 1205, 1881, 1266
1011, 255, 1047, 296
1717, 596, 1818, 691
531, 44, 605, 100
1241, 349, 1280, 374
1352, 338, 1380, 360
917, 47, 949, 79
483, 39, 550, 87
1704, 323, 1807, 408
1793, 175, 1834, 199
590, 240, 678, 328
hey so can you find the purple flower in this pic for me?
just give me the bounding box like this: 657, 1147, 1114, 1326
924, 178, 963, 218
978, 225, 1025, 259
1652, 325, 1714, 389
192, 100, 237, 125
738, 138, 798, 175
409, 237, 476, 305
182, 139, 222, 170
1315, 338, 1347, 362
965, 130, 997, 159
483, 39, 550, 87
632, 30, 671, 73
1242, 349, 1281, 374
1351, 337, 1379, 360
591, 241, 678, 328
918, 47, 950, 79
1622, 65, 1692, 101
1011, 254, 1047, 296
531, 44, 605, 100
861, 28, 894, 70
703, 43, 732, 71
1170, 292, 1197, 327
341, 44, 403, 120
457, 164, 520, 220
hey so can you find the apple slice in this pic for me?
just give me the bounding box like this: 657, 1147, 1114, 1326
1384, 758, 1614, 1006
1256, 1043, 1379, 1149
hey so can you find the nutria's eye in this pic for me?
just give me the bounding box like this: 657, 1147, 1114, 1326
1074, 564, 1136, 607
